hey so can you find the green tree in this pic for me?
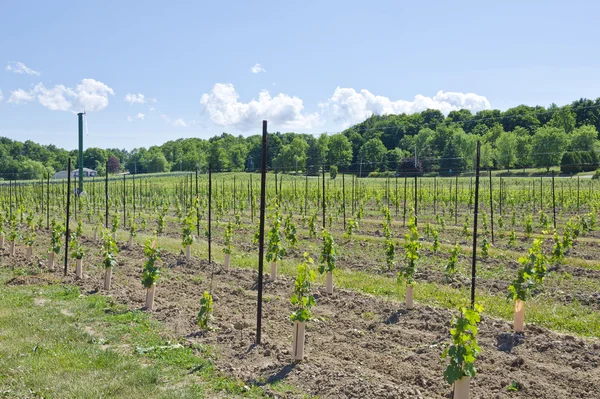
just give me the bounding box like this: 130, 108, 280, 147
306, 134, 328, 175
327, 134, 353, 169
83, 148, 108, 170
548, 106, 576, 133
532, 126, 569, 171
440, 138, 466, 175
359, 138, 387, 170
513, 127, 532, 168
496, 131, 518, 171
570, 125, 598, 152
273, 137, 309, 173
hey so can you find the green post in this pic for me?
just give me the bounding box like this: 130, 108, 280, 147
77, 112, 84, 193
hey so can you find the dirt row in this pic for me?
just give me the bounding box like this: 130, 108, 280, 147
2, 238, 599, 398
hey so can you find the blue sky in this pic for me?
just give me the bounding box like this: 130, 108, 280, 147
1, 0, 600, 150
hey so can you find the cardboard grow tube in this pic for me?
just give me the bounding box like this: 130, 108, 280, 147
224, 253, 230, 271
128, 236, 133, 247
9, 241, 15, 256
48, 252, 55, 270
326, 271, 333, 294
26, 246, 32, 262
185, 245, 191, 261
406, 285, 414, 309
76, 259, 83, 279
145, 285, 156, 310
93, 230, 98, 241
292, 321, 306, 361
104, 267, 112, 290
514, 300, 525, 333
270, 261, 277, 280
453, 376, 470, 399
0, 235, 4, 248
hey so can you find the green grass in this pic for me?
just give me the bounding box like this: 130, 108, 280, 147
0, 270, 268, 398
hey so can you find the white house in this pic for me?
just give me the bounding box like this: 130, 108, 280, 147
53, 168, 97, 179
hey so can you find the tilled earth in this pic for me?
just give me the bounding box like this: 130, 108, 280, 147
2, 237, 599, 399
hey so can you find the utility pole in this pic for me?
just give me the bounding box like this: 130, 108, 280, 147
77, 112, 85, 194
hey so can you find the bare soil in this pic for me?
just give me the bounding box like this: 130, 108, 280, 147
2, 238, 599, 399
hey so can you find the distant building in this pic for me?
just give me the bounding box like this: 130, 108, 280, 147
53, 168, 97, 179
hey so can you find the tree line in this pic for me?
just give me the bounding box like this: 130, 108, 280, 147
2, 97, 600, 180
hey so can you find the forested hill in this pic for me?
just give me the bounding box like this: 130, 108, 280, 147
3, 97, 600, 180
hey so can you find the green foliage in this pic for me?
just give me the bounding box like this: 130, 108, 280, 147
69, 233, 84, 259
283, 214, 298, 248
398, 217, 421, 285
129, 220, 137, 238
344, 218, 358, 238
462, 215, 470, 238
111, 214, 119, 233
524, 214, 533, 238
508, 229, 517, 248
481, 236, 490, 259
290, 253, 316, 323
197, 291, 214, 330
266, 205, 286, 262
141, 239, 161, 288
319, 229, 336, 274
182, 212, 195, 248
157, 213, 166, 234
432, 229, 440, 252
223, 221, 233, 255
445, 244, 461, 276
551, 230, 565, 263
308, 213, 317, 238
50, 223, 65, 254
442, 305, 483, 385
508, 239, 547, 302
100, 229, 119, 269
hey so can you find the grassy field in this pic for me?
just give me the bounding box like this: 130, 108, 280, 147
0, 269, 269, 398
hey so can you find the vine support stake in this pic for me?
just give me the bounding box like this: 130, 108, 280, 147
322, 164, 326, 228
489, 169, 494, 244
208, 164, 212, 263
342, 171, 346, 230
256, 120, 268, 345
105, 160, 109, 229
552, 172, 556, 229
471, 141, 481, 309
64, 158, 71, 276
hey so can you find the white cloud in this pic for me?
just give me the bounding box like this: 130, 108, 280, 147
8, 88, 35, 104
7, 79, 114, 112
173, 118, 187, 127
136, 112, 145, 120
251, 63, 266, 74
124, 93, 146, 104
321, 87, 491, 126
200, 83, 320, 130
5, 61, 40, 76
0, 89, 3, 102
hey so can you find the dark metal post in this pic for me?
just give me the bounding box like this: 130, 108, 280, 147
489, 169, 494, 244
552, 172, 556, 229
208, 165, 212, 262
322, 165, 326, 228
342, 172, 346, 230
256, 120, 268, 345
105, 161, 109, 228
471, 142, 481, 309
46, 174, 50, 229
196, 168, 200, 236
64, 159, 71, 276
414, 174, 418, 226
